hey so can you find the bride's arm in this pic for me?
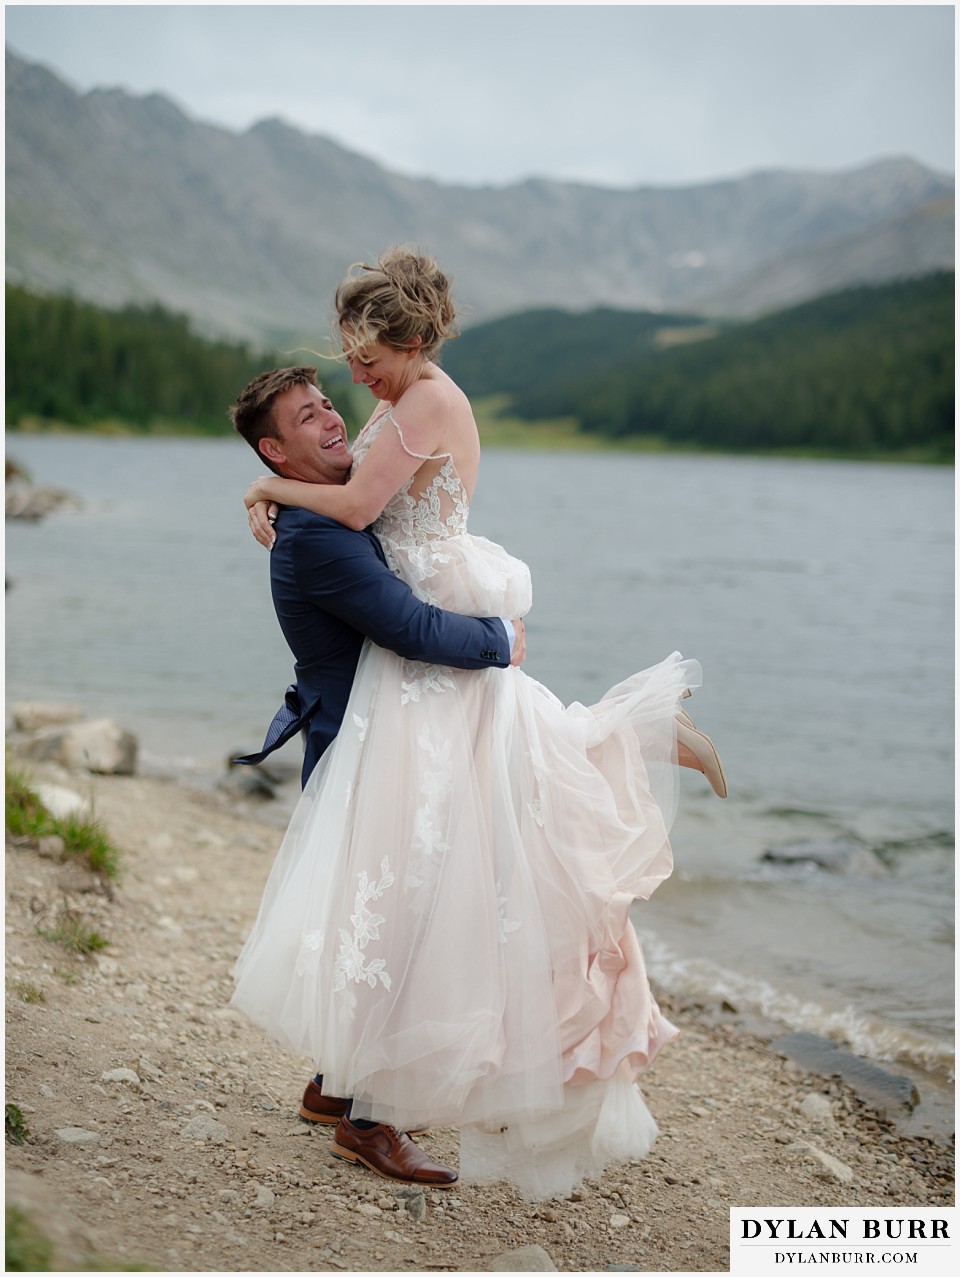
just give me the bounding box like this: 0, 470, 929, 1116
246, 386, 447, 539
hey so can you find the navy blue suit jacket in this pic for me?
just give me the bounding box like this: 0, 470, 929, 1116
251, 505, 511, 786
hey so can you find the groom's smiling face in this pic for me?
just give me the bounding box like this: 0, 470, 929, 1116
263, 383, 353, 484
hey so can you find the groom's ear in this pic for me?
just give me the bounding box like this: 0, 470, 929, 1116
259, 437, 285, 467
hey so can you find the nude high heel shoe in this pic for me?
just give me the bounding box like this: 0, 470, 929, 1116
676, 712, 728, 799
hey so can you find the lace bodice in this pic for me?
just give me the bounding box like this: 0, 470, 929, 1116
351, 409, 469, 549
350, 407, 532, 617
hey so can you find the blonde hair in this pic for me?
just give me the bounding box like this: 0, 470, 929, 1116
335, 246, 459, 361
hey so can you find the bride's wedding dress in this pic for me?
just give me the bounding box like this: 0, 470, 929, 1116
232, 409, 701, 1199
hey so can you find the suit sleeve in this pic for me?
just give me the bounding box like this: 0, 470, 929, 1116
291, 520, 511, 669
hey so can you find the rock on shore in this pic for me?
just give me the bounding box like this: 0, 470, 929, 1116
9, 703, 139, 775
6, 459, 78, 521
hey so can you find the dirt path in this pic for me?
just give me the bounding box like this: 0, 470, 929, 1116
5, 758, 953, 1273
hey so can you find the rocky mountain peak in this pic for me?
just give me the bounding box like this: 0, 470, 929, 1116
5, 47, 953, 343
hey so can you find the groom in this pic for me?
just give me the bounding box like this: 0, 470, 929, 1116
230, 366, 524, 1188
231, 366, 524, 784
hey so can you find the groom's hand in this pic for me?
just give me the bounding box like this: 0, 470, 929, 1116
510, 619, 526, 666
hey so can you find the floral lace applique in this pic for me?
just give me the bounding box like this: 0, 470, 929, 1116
333, 857, 395, 999
400, 662, 456, 705
406, 730, 454, 913
495, 881, 521, 944
352, 409, 470, 551
295, 929, 325, 977
386, 459, 468, 544
527, 798, 546, 828
394, 543, 456, 604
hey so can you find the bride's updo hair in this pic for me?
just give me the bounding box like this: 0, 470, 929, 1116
335, 246, 459, 361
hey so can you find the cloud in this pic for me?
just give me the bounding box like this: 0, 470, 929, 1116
4, 3, 955, 186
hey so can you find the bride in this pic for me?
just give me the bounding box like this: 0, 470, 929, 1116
231, 246, 727, 1200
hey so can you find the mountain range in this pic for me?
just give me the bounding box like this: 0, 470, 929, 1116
5, 48, 955, 346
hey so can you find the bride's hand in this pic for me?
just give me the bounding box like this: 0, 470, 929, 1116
244, 478, 272, 509
248, 500, 278, 549
509, 618, 526, 666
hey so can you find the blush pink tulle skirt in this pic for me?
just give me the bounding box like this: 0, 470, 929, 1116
233, 533, 699, 1199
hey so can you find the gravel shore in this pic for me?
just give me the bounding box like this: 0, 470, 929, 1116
5, 756, 954, 1273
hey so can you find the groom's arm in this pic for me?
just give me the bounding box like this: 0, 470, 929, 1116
288, 517, 517, 668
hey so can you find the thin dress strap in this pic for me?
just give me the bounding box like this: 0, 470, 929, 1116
373, 407, 453, 464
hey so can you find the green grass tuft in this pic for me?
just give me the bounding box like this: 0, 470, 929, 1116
5, 1105, 30, 1147
5, 767, 122, 881
5, 1206, 53, 1271
36, 918, 110, 956
58, 812, 121, 880
5, 769, 50, 838
6, 1196, 155, 1271
12, 981, 45, 1004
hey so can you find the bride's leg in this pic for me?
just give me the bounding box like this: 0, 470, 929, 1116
675, 713, 728, 798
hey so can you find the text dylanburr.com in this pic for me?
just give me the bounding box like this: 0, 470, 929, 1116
730, 1209, 955, 1275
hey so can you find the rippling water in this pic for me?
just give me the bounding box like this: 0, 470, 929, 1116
5, 437, 954, 1102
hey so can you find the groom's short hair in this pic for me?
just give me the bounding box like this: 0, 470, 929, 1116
230, 366, 321, 474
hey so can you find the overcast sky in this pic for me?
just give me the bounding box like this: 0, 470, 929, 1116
4, 3, 955, 188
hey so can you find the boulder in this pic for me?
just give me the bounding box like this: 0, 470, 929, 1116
762, 838, 887, 877
20, 719, 138, 775
219, 753, 302, 801
218, 766, 279, 801
35, 783, 92, 823
10, 701, 85, 732
5, 482, 77, 520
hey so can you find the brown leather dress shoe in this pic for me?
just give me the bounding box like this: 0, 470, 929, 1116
298, 1078, 349, 1126
299, 1079, 429, 1137
331, 1116, 457, 1187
